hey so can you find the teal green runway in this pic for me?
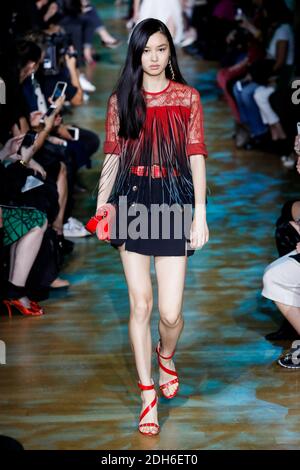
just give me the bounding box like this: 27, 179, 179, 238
0, 1, 300, 450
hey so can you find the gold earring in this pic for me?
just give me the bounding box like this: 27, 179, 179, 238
168, 60, 175, 81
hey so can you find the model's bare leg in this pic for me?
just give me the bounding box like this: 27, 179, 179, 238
154, 255, 187, 397
118, 245, 158, 433
275, 302, 300, 334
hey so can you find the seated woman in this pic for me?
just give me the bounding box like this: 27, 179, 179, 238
217, 1, 266, 147
253, 4, 294, 150
262, 136, 300, 368
0, 137, 47, 316
262, 242, 300, 368
264, 199, 300, 341
232, 0, 294, 150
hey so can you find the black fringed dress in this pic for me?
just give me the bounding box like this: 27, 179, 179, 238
100, 80, 208, 257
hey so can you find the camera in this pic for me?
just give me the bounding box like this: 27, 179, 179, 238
42, 32, 77, 76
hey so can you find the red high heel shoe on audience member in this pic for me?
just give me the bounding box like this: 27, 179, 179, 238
29, 301, 45, 315
2, 299, 44, 317
156, 340, 179, 399
138, 381, 160, 436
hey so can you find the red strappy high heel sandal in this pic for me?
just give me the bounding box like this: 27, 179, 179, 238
2, 299, 44, 317
156, 340, 179, 399
29, 301, 45, 316
138, 381, 160, 436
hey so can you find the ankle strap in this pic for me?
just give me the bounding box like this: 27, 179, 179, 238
138, 382, 154, 391
156, 341, 175, 360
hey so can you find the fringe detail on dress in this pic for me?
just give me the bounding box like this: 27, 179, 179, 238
98, 106, 201, 208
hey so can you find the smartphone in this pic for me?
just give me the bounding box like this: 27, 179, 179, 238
17, 130, 37, 155
40, 105, 56, 124
51, 81, 67, 101
67, 126, 79, 140
297, 122, 300, 135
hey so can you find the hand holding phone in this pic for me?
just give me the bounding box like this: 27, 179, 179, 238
17, 131, 37, 156
51, 81, 67, 101
40, 105, 56, 124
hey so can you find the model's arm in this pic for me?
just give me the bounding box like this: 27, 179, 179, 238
97, 94, 121, 210
189, 154, 209, 249
96, 153, 120, 210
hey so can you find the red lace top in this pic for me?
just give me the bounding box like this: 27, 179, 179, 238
101, 80, 208, 207
103, 80, 208, 159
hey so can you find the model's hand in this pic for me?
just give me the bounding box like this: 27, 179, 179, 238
297, 242, 300, 254
96, 203, 115, 244
189, 216, 209, 250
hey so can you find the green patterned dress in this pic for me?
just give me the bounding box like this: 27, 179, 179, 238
0, 205, 47, 246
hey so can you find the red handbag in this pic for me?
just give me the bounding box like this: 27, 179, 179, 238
85, 204, 116, 241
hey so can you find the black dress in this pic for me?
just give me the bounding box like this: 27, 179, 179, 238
100, 80, 208, 257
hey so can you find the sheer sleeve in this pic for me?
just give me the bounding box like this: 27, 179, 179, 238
186, 88, 208, 158
103, 94, 121, 155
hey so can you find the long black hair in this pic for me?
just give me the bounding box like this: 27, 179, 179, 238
114, 18, 186, 140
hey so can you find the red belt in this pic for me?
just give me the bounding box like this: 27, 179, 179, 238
130, 165, 180, 178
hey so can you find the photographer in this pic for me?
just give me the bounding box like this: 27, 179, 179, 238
39, 31, 84, 106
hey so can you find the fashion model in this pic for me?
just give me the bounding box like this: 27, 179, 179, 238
96, 18, 209, 436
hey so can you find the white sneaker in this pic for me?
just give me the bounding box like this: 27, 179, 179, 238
68, 217, 84, 228
79, 74, 96, 93
63, 217, 91, 237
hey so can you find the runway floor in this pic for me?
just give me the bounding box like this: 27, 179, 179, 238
0, 1, 300, 450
